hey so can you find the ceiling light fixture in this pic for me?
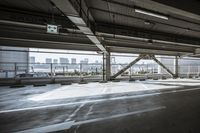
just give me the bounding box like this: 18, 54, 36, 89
135, 9, 168, 20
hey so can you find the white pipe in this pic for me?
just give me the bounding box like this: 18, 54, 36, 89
96, 32, 200, 48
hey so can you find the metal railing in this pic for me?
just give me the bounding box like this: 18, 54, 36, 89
1, 60, 200, 79
111, 63, 200, 79
0, 62, 103, 78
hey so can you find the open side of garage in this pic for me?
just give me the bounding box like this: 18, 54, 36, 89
0, 0, 200, 133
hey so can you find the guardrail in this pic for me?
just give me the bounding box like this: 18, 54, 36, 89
0, 62, 103, 78
1, 61, 200, 79
111, 63, 200, 79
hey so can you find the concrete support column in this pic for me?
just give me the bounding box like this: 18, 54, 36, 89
102, 53, 106, 81
102, 51, 111, 81
175, 56, 179, 78
50, 63, 53, 78
106, 52, 111, 81
14, 62, 17, 77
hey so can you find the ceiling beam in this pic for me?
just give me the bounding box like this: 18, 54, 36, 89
97, 32, 200, 49
108, 46, 190, 56
51, 0, 108, 54
95, 22, 200, 46
0, 37, 98, 51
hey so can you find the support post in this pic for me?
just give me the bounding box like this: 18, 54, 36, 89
14, 62, 17, 76
101, 51, 111, 81
106, 52, 111, 81
102, 53, 106, 81
111, 55, 144, 79
175, 56, 179, 78
50, 63, 53, 78
152, 56, 176, 78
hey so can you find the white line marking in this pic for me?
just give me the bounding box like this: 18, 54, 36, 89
0, 87, 200, 114
16, 106, 165, 133
65, 103, 86, 121
86, 105, 94, 116
75, 106, 166, 126
16, 121, 75, 133
0, 93, 160, 114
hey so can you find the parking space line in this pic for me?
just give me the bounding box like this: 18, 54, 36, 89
16, 106, 165, 133
0, 87, 200, 114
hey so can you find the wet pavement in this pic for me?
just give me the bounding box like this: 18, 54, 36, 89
0, 79, 200, 133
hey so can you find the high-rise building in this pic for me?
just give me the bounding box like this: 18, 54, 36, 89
53, 59, 58, 64
80, 58, 89, 64
45, 58, 52, 63
29, 56, 35, 64
59, 58, 69, 64
80, 58, 89, 72
71, 58, 76, 64
95, 60, 99, 64
84, 58, 88, 63
0, 46, 29, 78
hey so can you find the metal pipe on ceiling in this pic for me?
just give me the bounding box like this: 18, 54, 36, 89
0, 20, 198, 55
108, 46, 189, 56
1, 19, 198, 47
0, 36, 94, 46
96, 32, 200, 48
104, 39, 194, 53
0, 20, 82, 34
0, 20, 46, 29
0, 49, 102, 56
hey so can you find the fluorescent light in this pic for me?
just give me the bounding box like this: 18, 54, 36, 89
135, 9, 168, 20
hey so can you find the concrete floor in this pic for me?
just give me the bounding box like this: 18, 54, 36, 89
0, 78, 200, 133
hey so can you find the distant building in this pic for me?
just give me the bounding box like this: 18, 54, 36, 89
45, 58, 52, 63
0, 46, 29, 78
95, 60, 99, 64
71, 58, 76, 64
59, 58, 69, 64
80, 58, 89, 72
53, 59, 58, 64
29, 56, 35, 64
80, 58, 89, 64
84, 58, 88, 64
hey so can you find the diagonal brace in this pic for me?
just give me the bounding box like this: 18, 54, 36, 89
111, 55, 145, 79
151, 56, 176, 77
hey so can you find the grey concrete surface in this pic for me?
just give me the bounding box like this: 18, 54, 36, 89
0, 79, 200, 133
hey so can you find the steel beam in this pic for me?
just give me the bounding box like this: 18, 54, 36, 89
96, 32, 200, 48
111, 54, 145, 79
151, 56, 176, 77
51, 0, 108, 54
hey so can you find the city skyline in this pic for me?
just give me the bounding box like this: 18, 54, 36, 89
29, 48, 154, 64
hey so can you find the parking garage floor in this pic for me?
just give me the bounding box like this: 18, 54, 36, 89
1, 78, 200, 133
